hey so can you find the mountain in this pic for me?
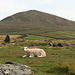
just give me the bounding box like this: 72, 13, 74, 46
0, 10, 75, 39
0, 10, 75, 29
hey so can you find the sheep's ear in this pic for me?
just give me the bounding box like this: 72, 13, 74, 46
24, 47, 27, 49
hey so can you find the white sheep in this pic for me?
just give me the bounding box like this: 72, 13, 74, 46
22, 47, 46, 57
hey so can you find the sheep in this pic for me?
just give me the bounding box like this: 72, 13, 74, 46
22, 47, 46, 57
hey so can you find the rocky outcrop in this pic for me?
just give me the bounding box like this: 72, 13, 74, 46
0, 62, 34, 75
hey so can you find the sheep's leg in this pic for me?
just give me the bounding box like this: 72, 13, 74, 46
37, 52, 42, 57
29, 52, 34, 57
22, 52, 27, 57
38, 55, 42, 57
29, 55, 34, 57
22, 55, 27, 57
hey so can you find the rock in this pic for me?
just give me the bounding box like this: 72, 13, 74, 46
3, 69, 10, 75
29, 44, 34, 47
57, 43, 63, 47
65, 43, 71, 47
2, 43, 6, 45
49, 43, 53, 46
71, 43, 75, 45
36, 44, 40, 46
12, 38, 15, 40
0, 62, 34, 75
53, 44, 56, 47
13, 40, 23, 43
12, 43, 15, 45
72, 49, 75, 50
4, 35, 10, 43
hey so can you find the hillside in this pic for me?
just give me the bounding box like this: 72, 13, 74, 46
0, 10, 75, 29
0, 10, 75, 39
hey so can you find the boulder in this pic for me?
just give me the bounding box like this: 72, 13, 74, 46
0, 62, 34, 75
57, 43, 63, 47
2, 43, 6, 45
13, 40, 23, 43
49, 43, 53, 46
53, 44, 56, 47
29, 44, 34, 47
4, 35, 10, 43
71, 43, 75, 45
65, 43, 71, 47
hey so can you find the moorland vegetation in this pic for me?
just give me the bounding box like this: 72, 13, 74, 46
0, 10, 75, 75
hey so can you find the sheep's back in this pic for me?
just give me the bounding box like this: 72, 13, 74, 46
26, 48, 46, 57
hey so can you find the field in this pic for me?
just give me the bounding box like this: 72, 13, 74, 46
0, 34, 75, 75
0, 10, 75, 75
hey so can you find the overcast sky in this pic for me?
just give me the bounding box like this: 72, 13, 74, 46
0, 0, 75, 21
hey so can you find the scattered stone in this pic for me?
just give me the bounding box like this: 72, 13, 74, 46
53, 44, 56, 47
13, 40, 23, 43
2, 43, 6, 45
12, 38, 15, 40
4, 34, 10, 43
12, 43, 15, 45
49, 43, 53, 46
57, 43, 63, 47
72, 49, 75, 50
29, 44, 34, 47
0, 62, 34, 75
71, 43, 75, 45
65, 43, 71, 47
36, 44, 40, 46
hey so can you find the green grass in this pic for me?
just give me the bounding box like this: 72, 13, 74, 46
0, 9, 75, 75
0, 35, 75, 75
0, 24, 75, 41
0, 10, 75, 37
0, 46, 75, 75
24, 34, 53, 40
50, 31, 75, 38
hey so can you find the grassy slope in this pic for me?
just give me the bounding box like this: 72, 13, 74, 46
0, 10, 75, 29
0, 25, 75, 40
0, 10, 75, 40
0, 10, 75, 75
0, 35, 75, 75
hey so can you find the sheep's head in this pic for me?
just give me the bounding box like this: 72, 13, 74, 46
24, 47, 27, 51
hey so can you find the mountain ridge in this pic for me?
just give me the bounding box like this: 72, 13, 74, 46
0, 10, 75, 38
0, 10, 75, 30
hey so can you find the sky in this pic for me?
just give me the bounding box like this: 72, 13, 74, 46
0, 0, 75, 21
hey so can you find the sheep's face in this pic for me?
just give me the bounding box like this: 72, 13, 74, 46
24, 47, 27, 51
